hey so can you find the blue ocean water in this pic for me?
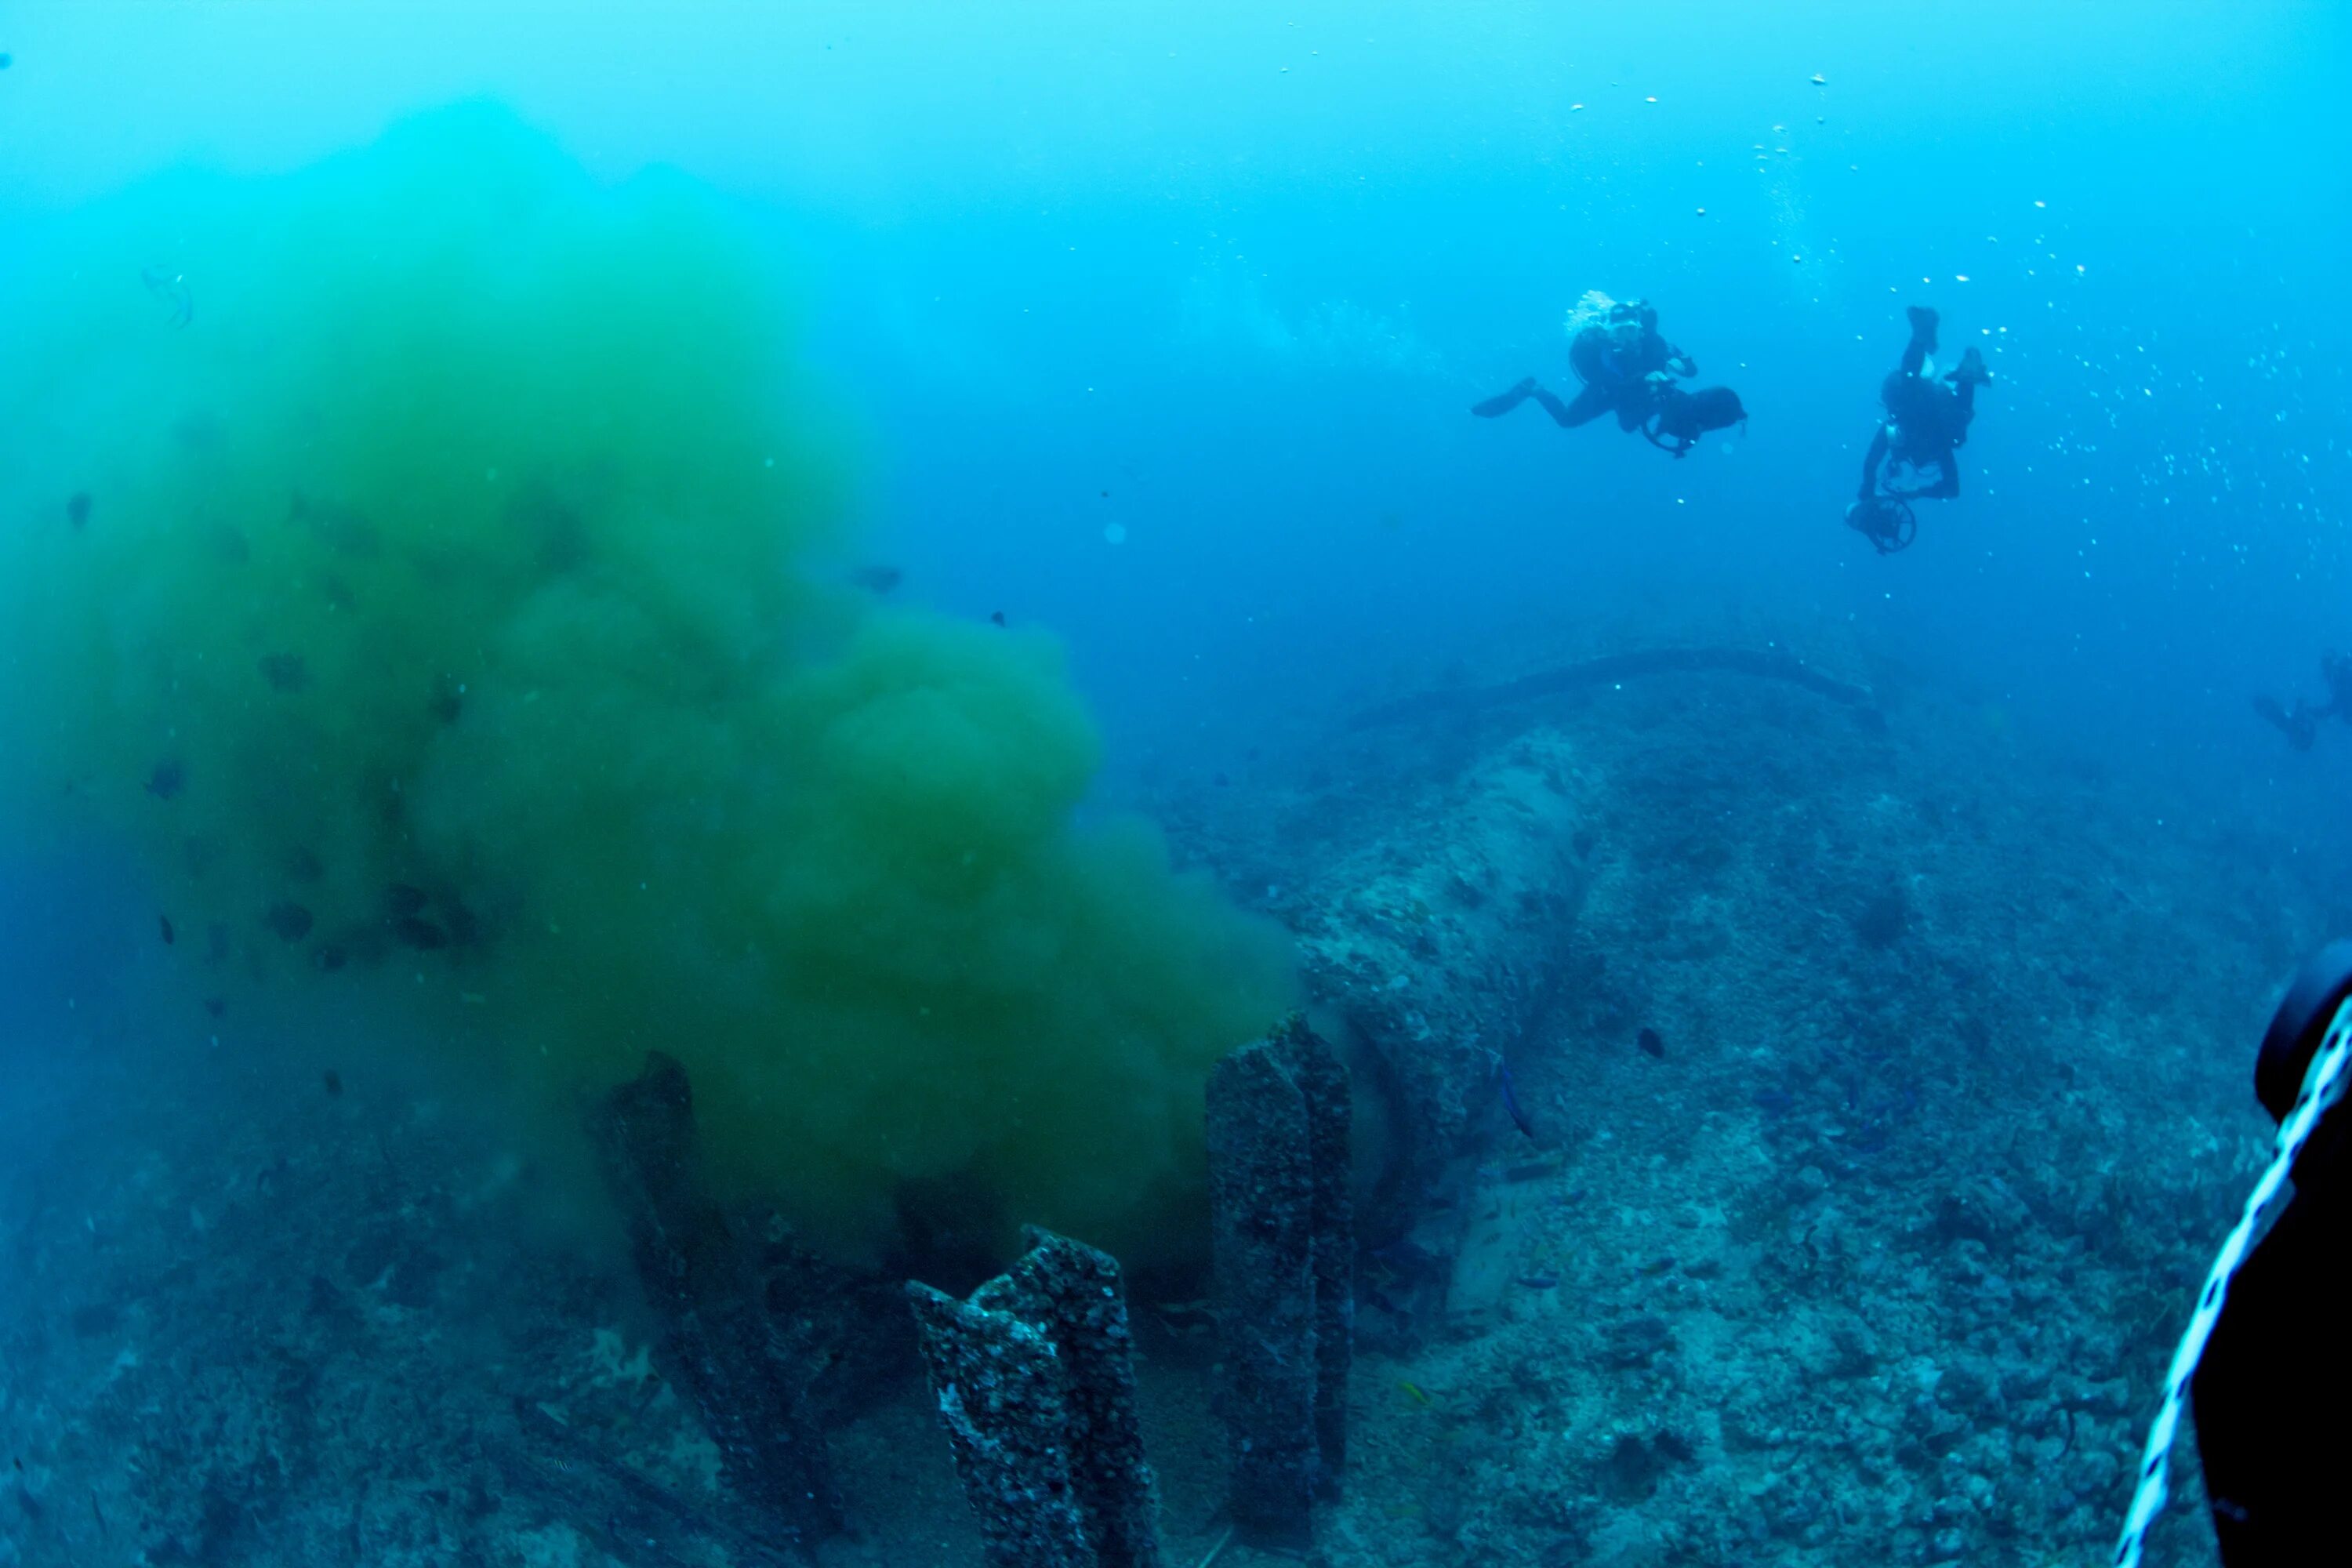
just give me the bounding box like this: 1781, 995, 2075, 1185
2, 5, 2346, 1566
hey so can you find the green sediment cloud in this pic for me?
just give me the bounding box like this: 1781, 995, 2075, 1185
0, 103, 1295, 1258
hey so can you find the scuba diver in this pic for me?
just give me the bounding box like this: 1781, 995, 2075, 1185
2252, 652, 2352, 751
1845, 306, 1993, 553
1472, 295, 1747, 458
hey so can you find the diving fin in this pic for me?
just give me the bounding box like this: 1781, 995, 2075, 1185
1905, 305, 1940, 354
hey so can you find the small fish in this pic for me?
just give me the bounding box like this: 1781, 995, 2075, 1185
851, 564, 903, 594
392, 916, 448, 950
66, 492, 91, 529
258, 653, 309, 692
202, 996, 226, 1018
1370, 1236, 1443, 1277
158, 915, 175, 946
316, 946, 347, 972
140, 266, 194, 328
1517, 1272, 1559, 1290
1638, 1026, 1666, 1058
989, 611, 1007, 627
1398, 1380, 1432, 1406
322, 1070, 343, 1097
263, 901, 314, 942
1499, 1064, 1536, 1139
145, 760, 184, 800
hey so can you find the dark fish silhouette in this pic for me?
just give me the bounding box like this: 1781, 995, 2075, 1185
202, 996, 226, 1018
1500, 1065, 1536, 1138
158, 915, 175, 946
322, 1070, 343, 1097
263, 902, 314, 942
851, 565, 903, 594
140, 266, 194, 328
259, 653, 308, 692
1638, 1026, 1666, 1058
66, 492, 90, 530
145, 760, 184, 800
392, 916, 448, 951
989, 611, 1007, 627
316, 946, 347, 972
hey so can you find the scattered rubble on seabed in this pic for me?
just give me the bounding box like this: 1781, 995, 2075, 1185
5, 630, 2337, 1568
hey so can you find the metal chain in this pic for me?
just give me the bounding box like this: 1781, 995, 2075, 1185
2113, 996, 2352, 1566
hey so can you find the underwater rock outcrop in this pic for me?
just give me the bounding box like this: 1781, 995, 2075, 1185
1206, 1018, 1353, 1544
906, 1229, 1162, 1568
592, 1052, 843, 1555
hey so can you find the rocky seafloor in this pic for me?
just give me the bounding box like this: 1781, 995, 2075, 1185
5, 631, 2341, 1568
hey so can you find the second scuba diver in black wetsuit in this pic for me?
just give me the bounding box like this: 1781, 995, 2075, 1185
1854, 307, 1991, 504
2253, 652, 2352, 751
1472, 298, 1747, 458
1843, 307, 1993, 552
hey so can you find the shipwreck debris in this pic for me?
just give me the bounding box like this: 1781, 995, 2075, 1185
1207, 1016, 1353, 1546
592, 1051, 841, 1555
906, 1227, 1162, 1568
